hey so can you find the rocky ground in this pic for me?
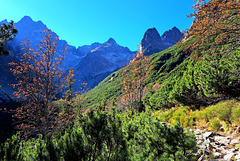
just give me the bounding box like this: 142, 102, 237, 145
193, 128, 240, 161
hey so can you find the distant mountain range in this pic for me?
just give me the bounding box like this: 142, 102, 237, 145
0, 16, 183, 101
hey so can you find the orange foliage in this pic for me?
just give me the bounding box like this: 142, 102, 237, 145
183, 0, 240, 59
9, 29, 68, 139
120, 52, 152, 113
152, 83, 162, 92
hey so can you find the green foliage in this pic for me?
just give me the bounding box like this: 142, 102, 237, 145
154, 106, 196, 127
209, 118, 221, 132
0, 108, 197, 160
0, 133, 22, 161
121, 110, 196, 160
0, 21, 18, 55
83, 32, 240, 110
82, 43, 189, 110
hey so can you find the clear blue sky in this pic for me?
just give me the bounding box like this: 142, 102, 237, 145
0, 0, 195, 50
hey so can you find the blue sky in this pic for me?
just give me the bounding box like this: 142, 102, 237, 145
0, 0, 195, 50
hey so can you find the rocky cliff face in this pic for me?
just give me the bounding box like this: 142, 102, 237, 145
139, 27, 183, 56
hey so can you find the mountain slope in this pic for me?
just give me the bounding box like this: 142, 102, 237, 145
82, 34, 240, 110
82, 43, 189, 108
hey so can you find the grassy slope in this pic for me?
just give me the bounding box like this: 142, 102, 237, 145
154, 99, 240, 133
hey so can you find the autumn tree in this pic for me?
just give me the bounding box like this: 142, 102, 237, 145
10, 29, 67, 139
184, 0, 240, 58
57, 67, 76, 128
0, 21, 18, 55
65, 67, 75, 103
120, 53, 152, 113
178, 0, 240, 100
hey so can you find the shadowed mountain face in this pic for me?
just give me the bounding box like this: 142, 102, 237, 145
139, 27, 183, 56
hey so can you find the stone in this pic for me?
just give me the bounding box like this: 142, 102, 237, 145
232, 147, 239, 152
214, 136, 230, 145
207, 143, 213, 151
194, 129, 202, 135
202, 132, 214, 140
223, 152, 235, 161
237, 126, 240, 134
235, 153, 240, 160
230, 138, 240, 145
197, 140, 203, 145
213, 152, 222, 158
220, 125, 225, 132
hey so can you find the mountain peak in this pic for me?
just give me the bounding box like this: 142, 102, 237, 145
161, 26, 183, 44
0, 19, 8, 25
143, 28, 161, 41
172, 26, 178, 30
106, 37, 116, 44
19, 16, 33, 23
139, 27, 164, 56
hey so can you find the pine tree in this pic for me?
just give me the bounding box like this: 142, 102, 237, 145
0, 21, 18, 55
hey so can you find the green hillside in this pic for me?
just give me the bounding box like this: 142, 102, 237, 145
82, 42, 190, 109
83, 36, 240, 110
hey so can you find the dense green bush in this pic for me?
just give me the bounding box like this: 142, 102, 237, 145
0, 107, 197, 161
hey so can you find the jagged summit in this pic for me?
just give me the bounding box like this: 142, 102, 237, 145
172, 26, 178, 30
142, 28, 162, 43
101, 37, 118, 48
139, 27, 183, 56
106, 37, 116, 44
139, 27, 166, 56
75, 37, 134, 89
161, 26, 183, 45
0, 19, 8, 25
